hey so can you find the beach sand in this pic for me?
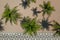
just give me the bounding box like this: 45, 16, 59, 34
0, 0, 60, 32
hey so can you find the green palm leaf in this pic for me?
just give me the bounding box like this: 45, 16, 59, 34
1, 4, 21, 24
39, 1, 55, 16
53, 21, 60, 36
21, 16, 41, 36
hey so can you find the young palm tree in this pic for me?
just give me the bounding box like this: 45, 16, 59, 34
39, 1, 55, 16
53, 20, 60, 36
1, 4, 21, 24
21, 16, 41, 36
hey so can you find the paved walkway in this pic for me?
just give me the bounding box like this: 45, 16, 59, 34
0, 32, 60, 40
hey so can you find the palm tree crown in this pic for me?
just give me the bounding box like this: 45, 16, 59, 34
39, 1, 55, 16
1, 4, 21, 24
21, 16, 41, 36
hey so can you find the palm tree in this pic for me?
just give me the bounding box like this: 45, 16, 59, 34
1, 4, 21, 24
21, 16, 42, 36
39, 1, 55, 17
53, 20, 60, 36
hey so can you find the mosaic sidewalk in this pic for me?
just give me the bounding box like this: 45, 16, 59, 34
0, 32, 60, 40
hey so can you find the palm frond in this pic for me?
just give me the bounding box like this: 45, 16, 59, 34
21, 16, 41, 36
2, 4, 21, 24
39, 1, 55, 16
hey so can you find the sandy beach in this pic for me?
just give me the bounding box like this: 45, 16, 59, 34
0, 0, 60, 32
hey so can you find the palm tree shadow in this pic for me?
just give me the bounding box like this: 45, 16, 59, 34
20, 0, 29, 9
40, 17, 53, 30
31, 7, 41, 16
0, 21, 4, 31
20, 17, 26, 23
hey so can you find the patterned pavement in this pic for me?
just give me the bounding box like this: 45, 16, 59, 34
0, 32, 60, 40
